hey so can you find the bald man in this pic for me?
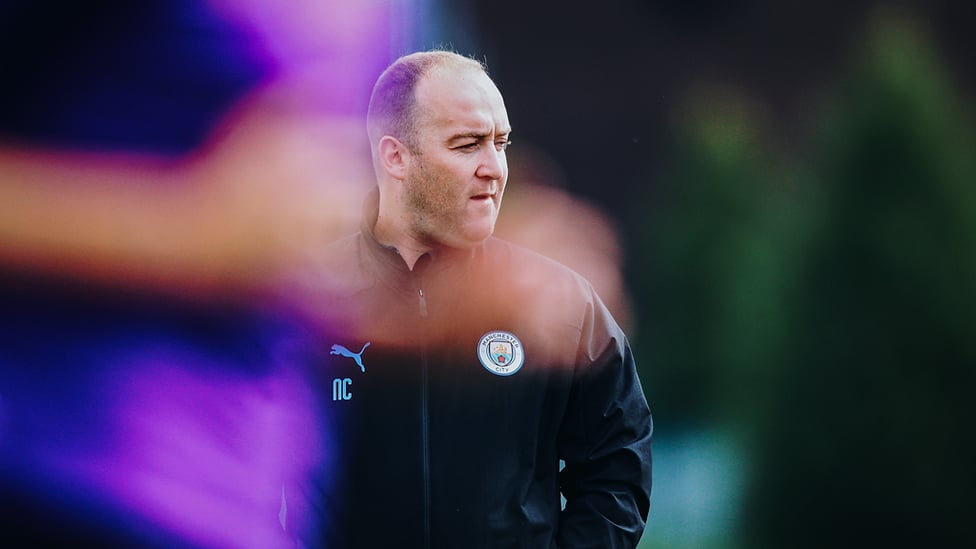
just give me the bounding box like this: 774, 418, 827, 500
298, 50, 653, 548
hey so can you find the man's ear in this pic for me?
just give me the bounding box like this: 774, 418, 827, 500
378, 136, 410, 180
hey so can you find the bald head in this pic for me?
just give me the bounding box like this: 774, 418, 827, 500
366, 51, 488, 154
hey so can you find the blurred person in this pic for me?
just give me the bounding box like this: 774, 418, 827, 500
0, 0, 394, 296
0, 1, 383, 547
287, 50, 653, 548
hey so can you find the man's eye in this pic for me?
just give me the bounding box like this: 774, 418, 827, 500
496, 140, 511, 151
457, 142, 479, 151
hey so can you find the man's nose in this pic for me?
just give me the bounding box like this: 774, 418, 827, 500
476, 146, 505, 180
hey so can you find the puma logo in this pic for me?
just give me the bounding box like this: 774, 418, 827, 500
331, 342, 371, 372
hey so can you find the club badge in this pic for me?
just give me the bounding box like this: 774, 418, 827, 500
477, 331, 524, 376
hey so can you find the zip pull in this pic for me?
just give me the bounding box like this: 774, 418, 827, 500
413, 252, 432, 319
418, 288, 428, 318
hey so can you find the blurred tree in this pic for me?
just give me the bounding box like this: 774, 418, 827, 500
629, 7, 976, 548
741, 10, 976, 548
629, 80, 814, 549
629, 85, 808, 432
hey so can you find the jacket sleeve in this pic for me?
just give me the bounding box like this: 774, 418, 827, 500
556, 290, 653, 549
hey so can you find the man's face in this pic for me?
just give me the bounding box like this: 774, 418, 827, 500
402, 66, 512, 250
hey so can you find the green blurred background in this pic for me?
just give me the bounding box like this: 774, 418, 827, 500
443, 2, 976, 547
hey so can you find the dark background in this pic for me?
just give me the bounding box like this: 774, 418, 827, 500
466, 0, 975, 211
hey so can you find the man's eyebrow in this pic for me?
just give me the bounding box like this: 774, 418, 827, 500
447, 132, 490, 142
447, 129, 513, 143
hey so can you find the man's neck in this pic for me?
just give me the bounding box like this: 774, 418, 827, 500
373, 213, 430, 271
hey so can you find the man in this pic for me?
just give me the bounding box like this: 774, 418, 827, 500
299, 50, 652, 548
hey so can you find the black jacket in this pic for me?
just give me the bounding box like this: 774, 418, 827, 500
296, 191, 653, 548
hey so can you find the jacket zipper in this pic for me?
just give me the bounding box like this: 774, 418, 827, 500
417, 284, 431, 549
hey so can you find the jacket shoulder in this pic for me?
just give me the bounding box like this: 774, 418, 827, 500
482, 238, 601, 326
484, 237, 594, 295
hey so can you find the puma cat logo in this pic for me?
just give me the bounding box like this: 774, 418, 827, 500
331, 342, 371, 372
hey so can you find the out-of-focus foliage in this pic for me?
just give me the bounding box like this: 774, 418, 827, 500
631, 87, 811, 431
743, 11, 976, 548
630, 9, 976, 548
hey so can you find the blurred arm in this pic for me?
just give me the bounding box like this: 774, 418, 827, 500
0, 96, 370, 297
0, 148, 260, 293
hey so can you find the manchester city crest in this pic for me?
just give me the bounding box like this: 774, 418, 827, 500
477, 331, 524, 376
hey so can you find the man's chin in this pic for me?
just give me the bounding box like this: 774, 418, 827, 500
450, 225, 495, 249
